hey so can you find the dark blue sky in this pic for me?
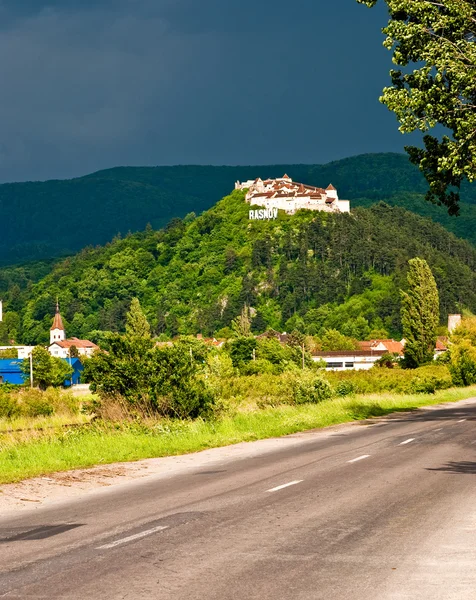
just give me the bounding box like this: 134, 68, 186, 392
0, 0, 409, 183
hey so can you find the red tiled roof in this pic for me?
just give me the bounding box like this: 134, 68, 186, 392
358, 340, 404, 355
50, 310, 65, 331
245, 177, 337, 203
436, 337, 448, 351
358, 341, 374, 351
313, 350, 387, 358
326, 183, 337, 191
381, 340, 404, 354
53, 338, 99, 350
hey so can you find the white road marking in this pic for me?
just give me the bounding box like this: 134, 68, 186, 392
97, 525, 169, 549
399, 438, 415, 445
267, 480, 303, 493
347, 455, 370, 463
457, 419, 467, 422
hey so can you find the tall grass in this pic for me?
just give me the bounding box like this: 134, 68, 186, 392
0, 387, 83, 420
1, 386, 475, 485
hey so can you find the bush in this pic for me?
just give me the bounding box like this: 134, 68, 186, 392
293, 373, 333, 405
335, 380, 356, 397
206, 352, 235, 379
86, 335, 216, 419
21, 396, 54, 416
154, 377, 215, 420
325, 364, 453, 395
240, 359, 278, 376
227, 337, 257, 368
0, 387, 80, 419
449, 341, 476, 386
0, 393, 21, 418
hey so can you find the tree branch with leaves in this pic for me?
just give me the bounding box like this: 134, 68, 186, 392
358, 0, 476, 214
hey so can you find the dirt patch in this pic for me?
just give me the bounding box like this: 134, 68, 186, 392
0, 461, 152, 512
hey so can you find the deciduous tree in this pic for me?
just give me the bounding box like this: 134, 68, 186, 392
21, 346, 73, 390
358, 0, 476, 214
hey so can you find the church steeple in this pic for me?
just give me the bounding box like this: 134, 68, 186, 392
50, 300, 66, 344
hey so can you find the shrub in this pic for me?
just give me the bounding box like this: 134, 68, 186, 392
227, 337, 257, 368
449, 341, 476, 386
0, 393, 21, 418
335, 380, 356, 397
324, 364, 453, 395
21, 396, 54, 416
206, 352, 235, 379
240, 359, 277, 376
86, 334, 215, 418
293, 373, 333, 404
0, 388, 80, 419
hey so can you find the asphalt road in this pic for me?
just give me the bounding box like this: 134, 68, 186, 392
1, 399, 476, 599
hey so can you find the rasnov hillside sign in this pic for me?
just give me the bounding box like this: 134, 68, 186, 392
249, 208, 278, 220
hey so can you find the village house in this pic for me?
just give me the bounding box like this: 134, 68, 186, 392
0, 345, 35, 359
235, 175, 350, 215
311, 339, 406, 372
312, 350, 388, 371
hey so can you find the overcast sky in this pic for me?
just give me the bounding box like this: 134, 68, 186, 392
0, 0, 409, 183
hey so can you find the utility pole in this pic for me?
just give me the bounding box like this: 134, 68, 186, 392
29, 351, 34, 388
69, 349, 73, 388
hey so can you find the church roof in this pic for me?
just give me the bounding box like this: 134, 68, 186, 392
50, 308, 65, 331
52, 338, 99, 350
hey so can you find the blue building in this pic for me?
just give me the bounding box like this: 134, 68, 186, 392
0, 359, 24, 385
64, 358, 84, 387
0, 358, 84, 387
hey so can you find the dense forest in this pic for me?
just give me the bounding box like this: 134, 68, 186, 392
2, 152, 476, 265
1, 190, 476, 346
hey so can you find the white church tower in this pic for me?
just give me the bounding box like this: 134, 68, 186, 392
50, 301, 66, 345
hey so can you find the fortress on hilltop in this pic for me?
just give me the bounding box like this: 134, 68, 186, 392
235, 175, 350, 215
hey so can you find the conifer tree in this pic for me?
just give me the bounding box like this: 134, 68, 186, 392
126, 298, 151, 339
401, 258, 439, 368
231, 305, 253, 337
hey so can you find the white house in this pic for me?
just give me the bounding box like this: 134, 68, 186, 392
235, 175, 350, 215
0, 345, 35, 359
312, 350, 387, 371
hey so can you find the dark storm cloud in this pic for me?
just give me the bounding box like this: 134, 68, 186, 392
0, 0, 406, 183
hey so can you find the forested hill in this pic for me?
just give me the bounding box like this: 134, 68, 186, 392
2, 152, 476, 265
2, 191, 476, 346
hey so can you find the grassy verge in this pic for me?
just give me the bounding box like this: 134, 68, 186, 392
0, 386, 475, 485
0, 413, 91, 434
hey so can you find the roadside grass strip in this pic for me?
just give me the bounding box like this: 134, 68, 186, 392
0, 386, 475, 485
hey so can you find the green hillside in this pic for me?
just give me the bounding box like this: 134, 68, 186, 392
2, 152, 476, 265
2, 190, 476, 346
